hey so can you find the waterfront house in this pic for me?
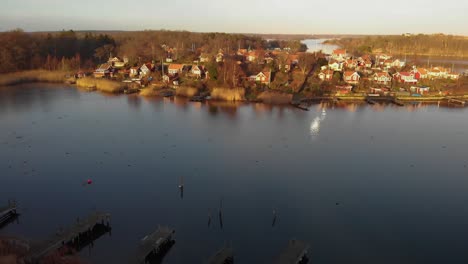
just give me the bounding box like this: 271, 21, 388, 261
318, 70, 334, 81
393, 72, 418, 84
168, 64, 184, 76
191, 65, 205, 79
372, 72, 392, 85
129, 67, 140, 78
93, 63, 112, 78
343, 71, 360, 84
108, 57, 127, 69
139, 63, 154, 77
249, 71, 271, 85
410, 86, 430, 95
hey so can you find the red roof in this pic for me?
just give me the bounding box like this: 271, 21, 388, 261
168, 64, 184, 70
344, 71, 358, 77
333, 49, 346, 55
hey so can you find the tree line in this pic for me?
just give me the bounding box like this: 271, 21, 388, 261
0, 29, 116, 73
325, 34, 468, 57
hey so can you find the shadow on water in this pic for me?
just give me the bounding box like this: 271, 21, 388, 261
65, 224, 112, 252
127, 95, 142, 110
0, 84, 79, 115
144, 240, 175, 264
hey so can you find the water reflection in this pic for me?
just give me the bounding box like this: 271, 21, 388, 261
126, 95, 142, 110
310, 106, 327, 137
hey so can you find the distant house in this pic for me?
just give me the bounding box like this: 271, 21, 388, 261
237, 49, 248, 56
376, 54, 392, 61
372, 72, 392, 85
216, 52, 224, 63
328, 60, 343, 72
447, 72, 459, 80
358, 55, 373, 68
427, 67, 448, 79
393, 72, 418, 84
318, 70, 334, 81
139, 63, 154, 77
412, 68, 428, 79
129, 67, 140, 78
94, 63, 112, 78
191, 65, 205, 79
410, 86, 430, 95
391, 59, 405, 68
108, 57, 127, 69
250, 71, 271, 85
331, 49, 347, 61
199, 53, 211, 63
75, 71, 87, 79
168, 64, 184, 76
343, 71, 360, 84
344, 59, 357, 69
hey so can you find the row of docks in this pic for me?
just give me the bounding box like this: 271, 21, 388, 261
1, 203, 309, 264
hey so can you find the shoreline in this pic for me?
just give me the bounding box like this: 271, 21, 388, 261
1, 71, 467, 106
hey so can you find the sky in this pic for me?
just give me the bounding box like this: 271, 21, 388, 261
1, 0, 467, 35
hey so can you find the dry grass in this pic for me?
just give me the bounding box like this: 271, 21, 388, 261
76, 77, 125, 93
0, 70, 70, 86
257, 91, 293, 104
139, 88, 159, 97
175, 86, 199, 97
211, 87, 246, 101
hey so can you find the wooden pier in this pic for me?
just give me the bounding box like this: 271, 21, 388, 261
136, 226, 175, 264
447, 98, 466, 105
391, 98, 405, 106
0, 201, 19, 228
206, 247, 234, 264
365, 98, 377, 105
274, 240, 309, 264
25, 212, 111, 263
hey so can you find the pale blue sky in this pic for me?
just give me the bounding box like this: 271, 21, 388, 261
1, 0, 467, 35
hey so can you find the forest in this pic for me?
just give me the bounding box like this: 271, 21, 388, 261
0, 29, 305, 74
325, 34, 468, 57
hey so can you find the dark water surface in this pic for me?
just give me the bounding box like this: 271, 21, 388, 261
1, 84, 468, 264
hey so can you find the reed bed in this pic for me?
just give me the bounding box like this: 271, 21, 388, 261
0, 70, 69, 86
76, 77, 125, 93
210, 87, 246, 101
175, 86, 199, 97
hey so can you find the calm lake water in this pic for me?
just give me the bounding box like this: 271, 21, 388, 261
1, 84, 468, 264
302, 39, 339, 54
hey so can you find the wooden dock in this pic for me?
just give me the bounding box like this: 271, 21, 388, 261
274, 240, 309, 264
447, 98, 466, 105
365, 98, 377, 105
136, 226, 175, 264
0, 201, 19, 228
25, 212, 111, 263
391, 98, 405, 106
206, 247, 234, 264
